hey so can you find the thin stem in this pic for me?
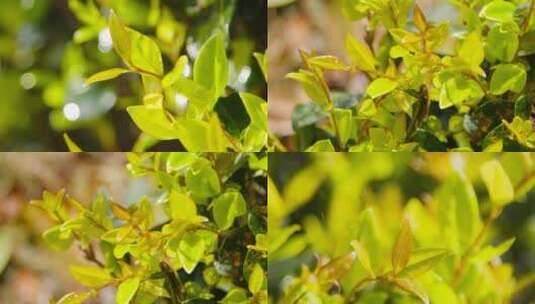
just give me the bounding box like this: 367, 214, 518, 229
523, 0, 535, 33
268, 132, 288, 151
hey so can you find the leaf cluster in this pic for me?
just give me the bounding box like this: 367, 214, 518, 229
283, 0, 535, 151
73, 1, 267, 152
268, 153, 535, 303
33, 152, 268, 303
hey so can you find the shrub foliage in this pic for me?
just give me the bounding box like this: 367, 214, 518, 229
269, 153, 535, 303
67, 0, 267, 152
33, 152, 267, 303
283, 0, 535, 151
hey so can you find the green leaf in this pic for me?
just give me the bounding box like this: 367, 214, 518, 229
367, 78, 398, 99
43, 225, 73, 251
480, 159, 515, 206
185, 160, 221, 198
212, 191, 247, 230
220, 288, 248, 304
162, 55, 188, 88
308, 55, 350, 71
480, 0, 516, 23
333, 108, 352, 145
268, 225, 301, 254
286, 70, 329, 106
57, 291, 94, 304
253, 52, 267, 80
130, 33, 164, 76
305, 139, 335, 151
450, 173, 482, 250
458, 32, 484, 69
85, 68, 131, 85
178, 231, 205, 274
413, 5, 428, 32
240, 93, 267, 131
398, 251, 449, 278
350, 240, 375, 278
346, 34, 376, 72
490, 64, 527, 95
69, 265, 113, 288
283, 166, 326, 214
166, 153, 198, 173
358, 98, 377, 117
109, 10, 132, 66
116, 277, 140, 304
471, 237, 515, 263
194, 33, 229, 101
391, 278, 430, 304
248, 264, 264, 294
126, 105, 179, 140
485, 25, 518, 63
392, 219, 412, 275
168, 190, 197, 220
109, 10, 163, 76
174, 116, 231, 152
63, 133, 83, 152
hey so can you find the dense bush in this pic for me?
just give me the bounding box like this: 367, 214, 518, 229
269, 153, 535, 303
0, 0, 266, 151
280, 0, 535, 151
33, 152, 267, 303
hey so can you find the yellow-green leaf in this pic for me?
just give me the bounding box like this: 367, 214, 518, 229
212, 191, 247, 230
471, 237, 515, 263
254, 52, 267, 80
194, 33, 229, 102
168, 190, 197, 220
350, 240, 375, 278
130, 33, 164, 76
480, 0, 516, 23
248, 264, 264, 294
109, 10, 132, 66
69, 265, 113, 288
398, 251, 449, 278
57, 291, 94, 304
459, 32, 484, 69
126, 105, 179, 140
63, 133, 83, 152
308, 55, 350, 71
286, 70, 329, 106
162, 55, 188, 88
413, 5, 427, 32
333, 108, 352, 145
358, 98, 377, 117
85, 68, 131, 85
116, 277, 140, 304
392, 219, 413, 275
490, 64, 527, 95
367, 78, 398, 99
346, 34, 376, 72
305, 139, 335, 151
240, 93, 267, 131
480, 159, 515, 206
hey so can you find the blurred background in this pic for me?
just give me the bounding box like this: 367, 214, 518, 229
269, 153, 535, 303
0, 0, 266, 151
0, 153, 158, 303
267, 0, 457, 136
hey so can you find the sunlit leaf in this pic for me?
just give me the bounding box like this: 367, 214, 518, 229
480, 159, 515, 206
392, 219, 413, 275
